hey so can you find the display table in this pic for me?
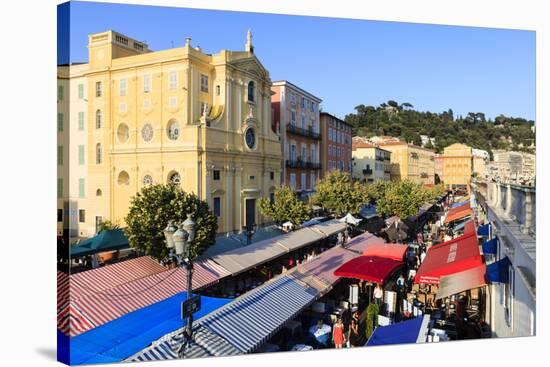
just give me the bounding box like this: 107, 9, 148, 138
309, 323, 331, 346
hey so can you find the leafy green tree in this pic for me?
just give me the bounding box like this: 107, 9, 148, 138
258, 186, 311, 227
124, 183, 218, 260
313, 171, 369, 217
376, 180, 434, 219
97, 219, 120, 233
365, 180, 391, 202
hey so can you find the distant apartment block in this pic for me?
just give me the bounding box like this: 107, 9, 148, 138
320, 112, 352, 178
351, 138, 391, 182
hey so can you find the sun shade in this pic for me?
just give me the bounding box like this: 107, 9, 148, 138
444, 204, 472, 224
414, 231, 482, 284
367, 315, 431, 346
436, 264, 487, 300
362, 243, 408, 261
334, 256, 403, 283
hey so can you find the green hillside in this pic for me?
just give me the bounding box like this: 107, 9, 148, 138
344, 100, 535, 157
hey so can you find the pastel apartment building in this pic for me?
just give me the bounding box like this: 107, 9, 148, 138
320, 112, 352, 178
271, 81, 322, 198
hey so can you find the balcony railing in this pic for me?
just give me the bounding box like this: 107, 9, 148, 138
286, 160, 322, 170
375, 156, 384, 162
363, 168, 373, 175
286, 123, 322, 140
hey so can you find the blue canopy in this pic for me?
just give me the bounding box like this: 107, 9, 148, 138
367, 316, 430, 346
482, 238, 498, 255
487, 257, 511, 283
64, 292, 230, 365
452, 219, 468, 233
70, 229, 129, 258
359, 204, 378, 220
477, 223, 490, 237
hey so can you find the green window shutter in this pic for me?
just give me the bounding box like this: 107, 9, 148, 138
79, 178, 85, 199
57, 113, 63, 132
57, 178, 63, 198
57, 146, 63, 165
78, 112, 85, 131
78, 83, 84, 99
58, 85, 64, 101
78, 145, 85, 165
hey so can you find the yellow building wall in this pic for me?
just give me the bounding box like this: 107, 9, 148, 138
84, 31, 281, 234
380, 143, 435, 185
442, 143, 473, 191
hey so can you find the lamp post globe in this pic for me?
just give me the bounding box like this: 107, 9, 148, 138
173, 223, 188, 256
182, 214, 196, 243
163, 220, 177, 249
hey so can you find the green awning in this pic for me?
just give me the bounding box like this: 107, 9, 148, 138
70, 229, 129, 258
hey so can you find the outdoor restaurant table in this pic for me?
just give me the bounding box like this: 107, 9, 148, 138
309, 323, 331, 346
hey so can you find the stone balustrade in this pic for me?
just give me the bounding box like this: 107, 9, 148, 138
475, 181, 536, 238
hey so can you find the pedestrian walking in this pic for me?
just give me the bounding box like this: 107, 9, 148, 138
332, 318, 345, 349
347, 319, 359, 347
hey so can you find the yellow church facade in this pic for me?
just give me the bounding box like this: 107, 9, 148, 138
83, 30, 281, 234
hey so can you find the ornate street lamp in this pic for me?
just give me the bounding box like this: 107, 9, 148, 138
163, 214, 196, 358
243, 223, 257, 246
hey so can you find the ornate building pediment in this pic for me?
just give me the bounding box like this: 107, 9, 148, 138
229, 56, 270, 82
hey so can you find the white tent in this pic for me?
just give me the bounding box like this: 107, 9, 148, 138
339, 213, 362, 226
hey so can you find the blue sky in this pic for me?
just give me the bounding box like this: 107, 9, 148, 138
58, 1, 536, 121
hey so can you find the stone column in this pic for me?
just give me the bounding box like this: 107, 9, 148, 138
225, 77, 232, 132
505, 184, 513, 217
523, 189, 533, 235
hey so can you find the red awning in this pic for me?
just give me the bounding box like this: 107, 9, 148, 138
334, 256, 404, 283
362, 243, 408, 261
462, 220, 476, 236
444, 204, 473, 224
414, 231, 482, 284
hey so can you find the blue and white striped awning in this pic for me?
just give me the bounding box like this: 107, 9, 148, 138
129, 326, 241, 361
199, 276, 317, 353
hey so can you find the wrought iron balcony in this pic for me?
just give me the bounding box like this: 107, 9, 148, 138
286, 159, 321, 170
363, 168, 373, 175
286, 123, 322, 140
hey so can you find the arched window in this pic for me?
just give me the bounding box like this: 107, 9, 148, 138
167, 119, 180, 140
247, 81, 255, 102
117, 171, 130, 185
143, 174, 153, 186
168, 171, 181, 185
96, 143, 102, 164
96, 189, 102, 196
96, 109, 102, 129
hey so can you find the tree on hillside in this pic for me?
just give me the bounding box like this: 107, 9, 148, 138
125, 183, 218, 260
344, 100, 534, 155
313, 170, 369, 217
258, 186, 311, 227
400, 102, 414, 110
